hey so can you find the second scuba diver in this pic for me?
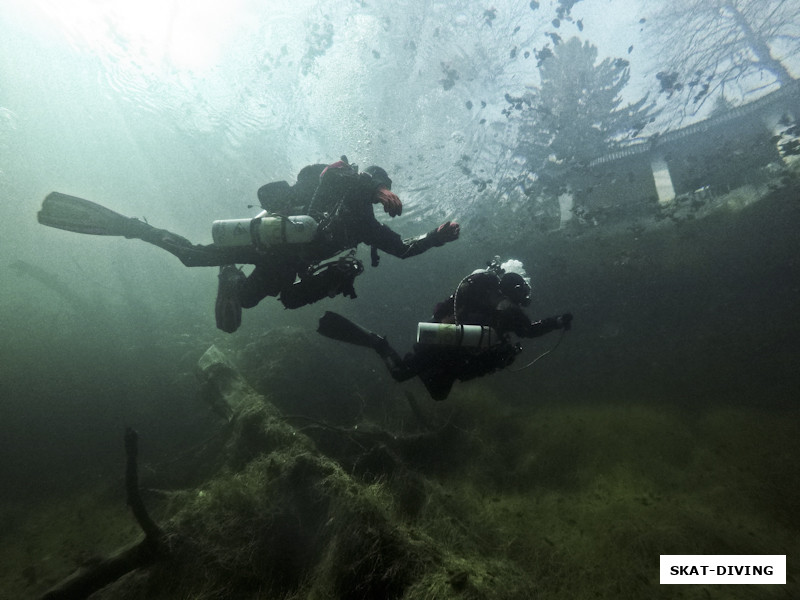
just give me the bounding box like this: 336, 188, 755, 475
317, 257, 573, 400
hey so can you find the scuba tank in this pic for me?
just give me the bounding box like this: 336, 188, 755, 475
416, 322, 501, 348
212, 213, 318, 249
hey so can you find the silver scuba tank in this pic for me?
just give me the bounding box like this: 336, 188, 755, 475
212, 213, 318, 248
416, 322, 501, 348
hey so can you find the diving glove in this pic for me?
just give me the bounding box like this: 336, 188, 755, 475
429, 221, 460, 246
556, 313, 573, 331
374, 188, 403, 217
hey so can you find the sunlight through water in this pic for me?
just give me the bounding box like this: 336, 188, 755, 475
32, 0, 243, 73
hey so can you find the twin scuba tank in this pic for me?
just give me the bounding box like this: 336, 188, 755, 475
416, 269, 502, 349
416, 322, 501, 348
211, 210, 318, 249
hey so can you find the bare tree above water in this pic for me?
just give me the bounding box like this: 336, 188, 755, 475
643, 0, 799, 121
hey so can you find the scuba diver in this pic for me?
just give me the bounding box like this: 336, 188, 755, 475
37, 156, 460, 333
317, 258, 573, 400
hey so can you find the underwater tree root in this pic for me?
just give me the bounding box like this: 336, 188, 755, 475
38, 428, 166, 600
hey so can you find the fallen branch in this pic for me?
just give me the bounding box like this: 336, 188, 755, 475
38, 428, 166, 600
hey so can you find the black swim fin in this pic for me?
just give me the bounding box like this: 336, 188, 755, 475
37, 192, 151, 237
317, 311, 385, 350
215, 265, 245, 333
38, 191, 282, 269
37, 192, 229, 267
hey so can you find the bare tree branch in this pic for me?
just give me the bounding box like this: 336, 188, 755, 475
38, 429, 166, 600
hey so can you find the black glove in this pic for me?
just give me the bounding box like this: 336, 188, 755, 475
556, 312, 573, 331
429, 221, 460, 246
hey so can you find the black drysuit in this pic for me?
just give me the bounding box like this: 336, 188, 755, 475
239, 162, 453, 309
132, 162, 454, 310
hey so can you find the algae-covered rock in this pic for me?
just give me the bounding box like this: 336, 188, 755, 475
195, 344, 263, 420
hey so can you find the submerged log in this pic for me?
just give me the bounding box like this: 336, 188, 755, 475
36, 345, 500, 598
